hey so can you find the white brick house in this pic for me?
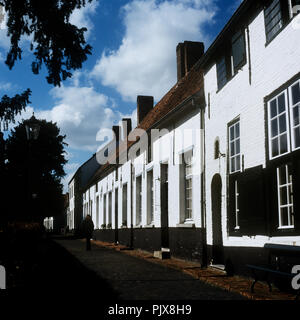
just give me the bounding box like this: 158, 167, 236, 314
202, 0, 300, 273
80, 0, 300, 274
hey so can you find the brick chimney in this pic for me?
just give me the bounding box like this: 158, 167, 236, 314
122, 118, 132, 140
176, 41, 204, 81
137, 96, 154, 125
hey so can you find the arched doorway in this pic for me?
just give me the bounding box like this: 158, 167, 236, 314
211, 174, 224, 264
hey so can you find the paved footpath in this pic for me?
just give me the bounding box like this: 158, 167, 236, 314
56, 239, 245, 300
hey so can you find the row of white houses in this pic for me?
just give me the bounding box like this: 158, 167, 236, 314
71, 0, 300, 274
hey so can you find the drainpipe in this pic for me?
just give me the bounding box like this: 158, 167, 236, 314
201, 102, 208, 267
193, 95, 207, 267
246, 26, 252, 86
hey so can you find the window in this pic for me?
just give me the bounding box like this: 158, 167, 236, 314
291, 0, 300, 16
108, 192, 112, 225
265, 0, 284, 42
147, 170, 154, 224
148, 134, 152, 163
290, 80, 300, 149
184, 153, 193, 221
264, 0, 298, 43
216, 30, 246, 90
229, 121, 241, 173
103, 194, 107, 225
267, 80, 300, 159
276, 164, 294, 228
232, 30, 246, 73
136, 176, 142, 226
214, 138, 220, 159
96, 196, 99, 229
268, 92, 289, 158
122, 184, 127, 226
217, 57, 227, 89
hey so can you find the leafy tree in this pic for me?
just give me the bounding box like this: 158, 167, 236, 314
0, 89, 31, 130
4, 117, 68, 222
0, 0, 93, 125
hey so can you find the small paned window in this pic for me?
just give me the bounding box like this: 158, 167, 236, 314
276, 164, 294, 228
184, 154, 193, 221
290, 80, 300, 149
229, 121, 241, 174
268, 92, 289, 158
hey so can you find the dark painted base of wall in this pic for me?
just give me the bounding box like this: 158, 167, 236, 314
207, 244, 300, 280
94, 227, 300, 284
94, 227, 206, 265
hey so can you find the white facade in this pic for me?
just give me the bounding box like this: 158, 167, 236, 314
68, 179, 75, 230
83, 108, 205, 232
204, 3, 300, 249
79, 1, 300, 268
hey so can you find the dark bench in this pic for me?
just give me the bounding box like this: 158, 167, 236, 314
246, 243, 300, 300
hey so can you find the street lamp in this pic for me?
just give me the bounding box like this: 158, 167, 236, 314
25, 114, 40, 141
25, 114, 40, 221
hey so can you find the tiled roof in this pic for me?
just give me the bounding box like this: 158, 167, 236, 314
88, 63, 204, 187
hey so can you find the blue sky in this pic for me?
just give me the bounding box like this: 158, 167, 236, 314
0, 0, 242, 191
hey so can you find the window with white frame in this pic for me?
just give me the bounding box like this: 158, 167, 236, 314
147, 170, 154, 225
290, 80, 300, 150
96, 196, 99, 229
276, 164, 294, 228
108, 192, 112, 226
103, 194, 107, 225
229, 121, 241, 173
268, 79, 300, 159
184, 153, 193, 221
268, 92, 289, 158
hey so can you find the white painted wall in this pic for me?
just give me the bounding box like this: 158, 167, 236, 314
204, 10, 300, 248
68, 180, 75, 230
83, 110, 204, 233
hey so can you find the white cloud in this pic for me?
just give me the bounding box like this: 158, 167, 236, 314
91, 0, 216, 102
0, 8, 10, 49
61, 169, 77, 193
34, 84, 122, 152
65, 162, 81, 172
70, 0, 99, 39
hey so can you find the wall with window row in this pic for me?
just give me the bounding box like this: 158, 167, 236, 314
83, 111, 204, 235
204, 5, 300, 249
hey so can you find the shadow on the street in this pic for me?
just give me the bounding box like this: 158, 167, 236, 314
0, 231, 119, 299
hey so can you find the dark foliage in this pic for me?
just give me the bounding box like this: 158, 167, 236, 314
0, 89, 31, 129
0, 0, 93, 126
0, 0, 93, 86
4, 118, 68, 222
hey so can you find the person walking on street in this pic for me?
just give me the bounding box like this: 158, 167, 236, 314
81, 215, 94, 251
